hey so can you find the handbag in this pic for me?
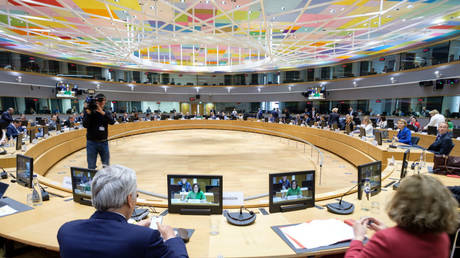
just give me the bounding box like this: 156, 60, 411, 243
433, 154, 460, 175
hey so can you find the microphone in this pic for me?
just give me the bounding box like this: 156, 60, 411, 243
224, 206, 256, 226
326, 180, 363, 215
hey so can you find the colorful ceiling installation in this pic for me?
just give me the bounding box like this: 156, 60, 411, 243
0, 0, 460, 73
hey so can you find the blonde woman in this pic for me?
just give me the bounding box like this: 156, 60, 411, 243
346, 175, 458, 258
360, 116, 373, 136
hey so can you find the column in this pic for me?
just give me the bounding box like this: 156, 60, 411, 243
15, 97, 26, 114
12, 53, 21, 71
59, 62, 68, 74
61, 99, 71, 113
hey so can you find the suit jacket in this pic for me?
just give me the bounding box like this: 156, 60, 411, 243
397, 127, 412, 145
57, 211, 188, 258
328, 112, 340, 126
6, 124, 19, 139
345, 226, 449, 258
0, 111, 13, 129
428, 133, 454, 155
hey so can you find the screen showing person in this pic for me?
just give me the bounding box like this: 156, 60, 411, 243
357, 161, 382, 200
70, 167, 97, 205
269, 171, 315, 213
168, 175, 223, 215
168, 176, 221, 206
16, 154, 33, 188
271, 172, 314, 203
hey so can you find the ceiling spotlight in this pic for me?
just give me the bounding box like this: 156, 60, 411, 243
162, 86, 168, 92
195, 87, 201, 93
257, 87, 262, 93
390, 77, 397, 83
329, 9, 336, 13
434, 70, 441, 78
181, 0, 185, 2
96, 83, 101, 89
226, 87, 232, 93
353, 81, 358, 87
386, 15, 392, 18
236, 5, 240, 8
407, 4, 413, 9
16, 76, 22, 83
221, 1, 225, 4
281, 6, 286, 11
288, 86, 292, 92
402, 18, 406, 22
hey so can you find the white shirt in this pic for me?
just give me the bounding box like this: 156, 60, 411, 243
362, 123, 374, 136
424, 114, 445, 129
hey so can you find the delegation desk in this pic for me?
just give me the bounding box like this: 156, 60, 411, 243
1, 166, 459, 257
0, 120, 459, 257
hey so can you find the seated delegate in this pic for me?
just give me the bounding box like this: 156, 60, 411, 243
178, 178, 192, 192
6, 119, 23, 140
427, 122, 454, 155
360, 116, 373, 136
186, 183, 206, 200
286, 180, 302, 197
346, 174, 458, 258
395, 119, 412, 145
57, 165, 188, 258
279, 176, 290, 190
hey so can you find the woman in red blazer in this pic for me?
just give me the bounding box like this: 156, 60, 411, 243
346, 175, 458, 258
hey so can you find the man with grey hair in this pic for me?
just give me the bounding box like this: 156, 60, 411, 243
57, 165, 188, 258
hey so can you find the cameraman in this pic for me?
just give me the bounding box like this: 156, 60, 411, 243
83, 94, 115, 169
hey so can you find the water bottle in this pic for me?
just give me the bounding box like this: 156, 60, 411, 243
361, 179, 371, 212
31, 175, 43, 206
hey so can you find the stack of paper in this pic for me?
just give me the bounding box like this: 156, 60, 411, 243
279, 219, 354, 249
0, 205, 17, 217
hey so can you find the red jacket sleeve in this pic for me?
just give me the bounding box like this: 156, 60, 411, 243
345, 231, 389, 258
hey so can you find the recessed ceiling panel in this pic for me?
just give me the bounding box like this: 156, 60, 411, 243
0, 0, 459, 72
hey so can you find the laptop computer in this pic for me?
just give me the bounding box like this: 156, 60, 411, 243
0, 182, 9, 207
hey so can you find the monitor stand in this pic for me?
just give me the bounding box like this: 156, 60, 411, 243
180, 208, 211, 215
280, 203, 307, 212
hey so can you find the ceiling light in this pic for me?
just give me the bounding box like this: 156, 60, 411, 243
281, 7, 286, 11
386, 15, 392, 18
236, 5, 240, 8
407, 4, 413, 8
329, 9, 336, 13
221, 1, 225, 4
402, 18, 406, 22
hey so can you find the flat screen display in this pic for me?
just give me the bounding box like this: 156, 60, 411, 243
269, 171, 315, 213
167, 175, 222, 215
71, 167, 97, 205
357, 161, 381, 200
16, 154, 33, 188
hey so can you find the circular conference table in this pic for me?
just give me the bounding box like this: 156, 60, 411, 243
0, 120, 458, 257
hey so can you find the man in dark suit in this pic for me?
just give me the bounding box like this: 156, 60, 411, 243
427, 122, 454, 155
6, 119, 22, 140
0, 108, 14, 145
328, 108, 340, 127
57, 165, 188, 258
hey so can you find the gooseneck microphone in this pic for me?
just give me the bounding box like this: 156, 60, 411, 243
326, 181, 363, 215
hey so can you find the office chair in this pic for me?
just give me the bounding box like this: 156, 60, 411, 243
446, 143, 455, 156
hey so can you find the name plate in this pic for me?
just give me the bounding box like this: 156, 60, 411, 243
223, 192, 244, 206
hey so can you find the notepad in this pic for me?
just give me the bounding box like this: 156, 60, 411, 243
279, 219, 354, 249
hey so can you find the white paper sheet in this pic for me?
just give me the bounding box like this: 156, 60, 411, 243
0, 205, 17, 217
280, 219, 354, 249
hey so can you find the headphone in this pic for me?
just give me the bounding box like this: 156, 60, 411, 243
224, 206, 256, 226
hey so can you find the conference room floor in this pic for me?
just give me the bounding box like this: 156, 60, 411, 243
45, 129, 357, 197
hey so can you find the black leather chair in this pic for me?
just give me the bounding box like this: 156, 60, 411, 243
411, 136, 420, 145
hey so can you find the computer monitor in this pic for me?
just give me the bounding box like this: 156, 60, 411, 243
167, 175, 223, 215
359, 127, 366, 137
15, 133, 23, 151
400, 149, 410, 179
70, 167, 98, 206
407, 124, 416, 132
42, 126, 49, 137
269, 171, 315, 213
28, 127, 36, 144
427, 126, 437, 135
374, 130, 382, 145
357, 161, 381, 200
387, 119, 394, 129
16, 154, 33, 188
453, 128, 460, 139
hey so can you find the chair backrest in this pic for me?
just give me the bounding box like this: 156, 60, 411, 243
446, 143, 455, 156
411, 136, 420, 145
